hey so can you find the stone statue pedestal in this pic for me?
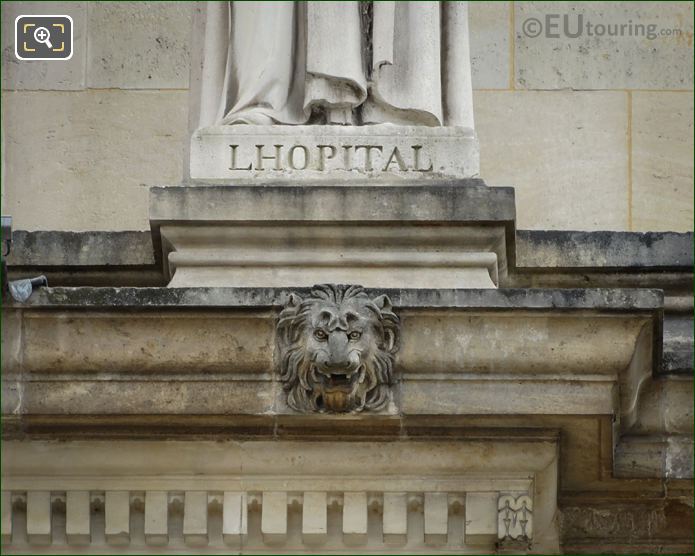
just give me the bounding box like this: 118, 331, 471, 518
149, 182, 513, 289
189, 125, 479, 184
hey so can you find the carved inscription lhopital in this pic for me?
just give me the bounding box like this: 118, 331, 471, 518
230, 144, 434, 173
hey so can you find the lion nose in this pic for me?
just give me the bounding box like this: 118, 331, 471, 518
327, 332, 350, 369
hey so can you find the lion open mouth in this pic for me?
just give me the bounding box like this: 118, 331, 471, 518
312, 364, 365, 412
323, 372, 353, 390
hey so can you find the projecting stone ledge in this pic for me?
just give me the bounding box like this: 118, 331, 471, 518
11, 285, 663, 311
3, 285, 662, 427
4, 284, 686, 482
516, 230, 694, 270
9, 230, 692, 275
149, 183, 514, 289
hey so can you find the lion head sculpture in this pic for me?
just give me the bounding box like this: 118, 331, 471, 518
276, 284, 400, 413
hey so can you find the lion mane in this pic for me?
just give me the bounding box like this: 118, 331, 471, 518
276, 284, 400, 413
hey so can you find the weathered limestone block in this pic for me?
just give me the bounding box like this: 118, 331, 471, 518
514, 230, 694, 269
87, 1, 192, 89
2, 90, 187, 231
1, 2, 86, 90
469, 2, 510, 89
616, 374, 694, 479
665, 436, 695, 479
150, 184, 513, 289
662, 315, 694, 375
615, 434, 695, 479
559, 501, 694, 553
630, 376, 694, 435
632, 91, 694, 232
515, 1, 694, 90
475, 90, 629, 231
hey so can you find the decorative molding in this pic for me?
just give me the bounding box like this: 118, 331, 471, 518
276, 284, 400, 413
2, 489, 533, 551
1, 439, 559, 552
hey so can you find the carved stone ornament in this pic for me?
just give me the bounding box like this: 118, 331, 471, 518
498, 494, 533, 543
276, 284, 400, 413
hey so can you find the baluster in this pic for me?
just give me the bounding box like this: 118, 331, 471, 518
1, 492, 11, 545
183, 491, 208, 546
382, 492, 407, 545
105, 491, 130, 545
144, 491, 168, 546
261, 492, 287, 544
27, 491, 51, 545
465, 492, 497, 546
343, 491, 368, 545
302, 491, 327, 544
424, 492, 448, 544
66, 491, 90, 545
223, 492, 247, 547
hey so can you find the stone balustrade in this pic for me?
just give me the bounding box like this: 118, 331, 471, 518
0, 438, 558, 554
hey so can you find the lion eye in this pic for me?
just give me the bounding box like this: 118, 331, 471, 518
314, 330, 328, 341
348, 331, 362, 341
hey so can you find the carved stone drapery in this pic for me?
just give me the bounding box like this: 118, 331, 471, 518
195, 2, 474, 128
276, 284, 400, 413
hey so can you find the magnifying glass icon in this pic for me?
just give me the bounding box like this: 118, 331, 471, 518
33, 26, 53, 49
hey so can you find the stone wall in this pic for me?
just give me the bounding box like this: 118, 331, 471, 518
1, 1, 191, 231
1, 1, 693, 232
